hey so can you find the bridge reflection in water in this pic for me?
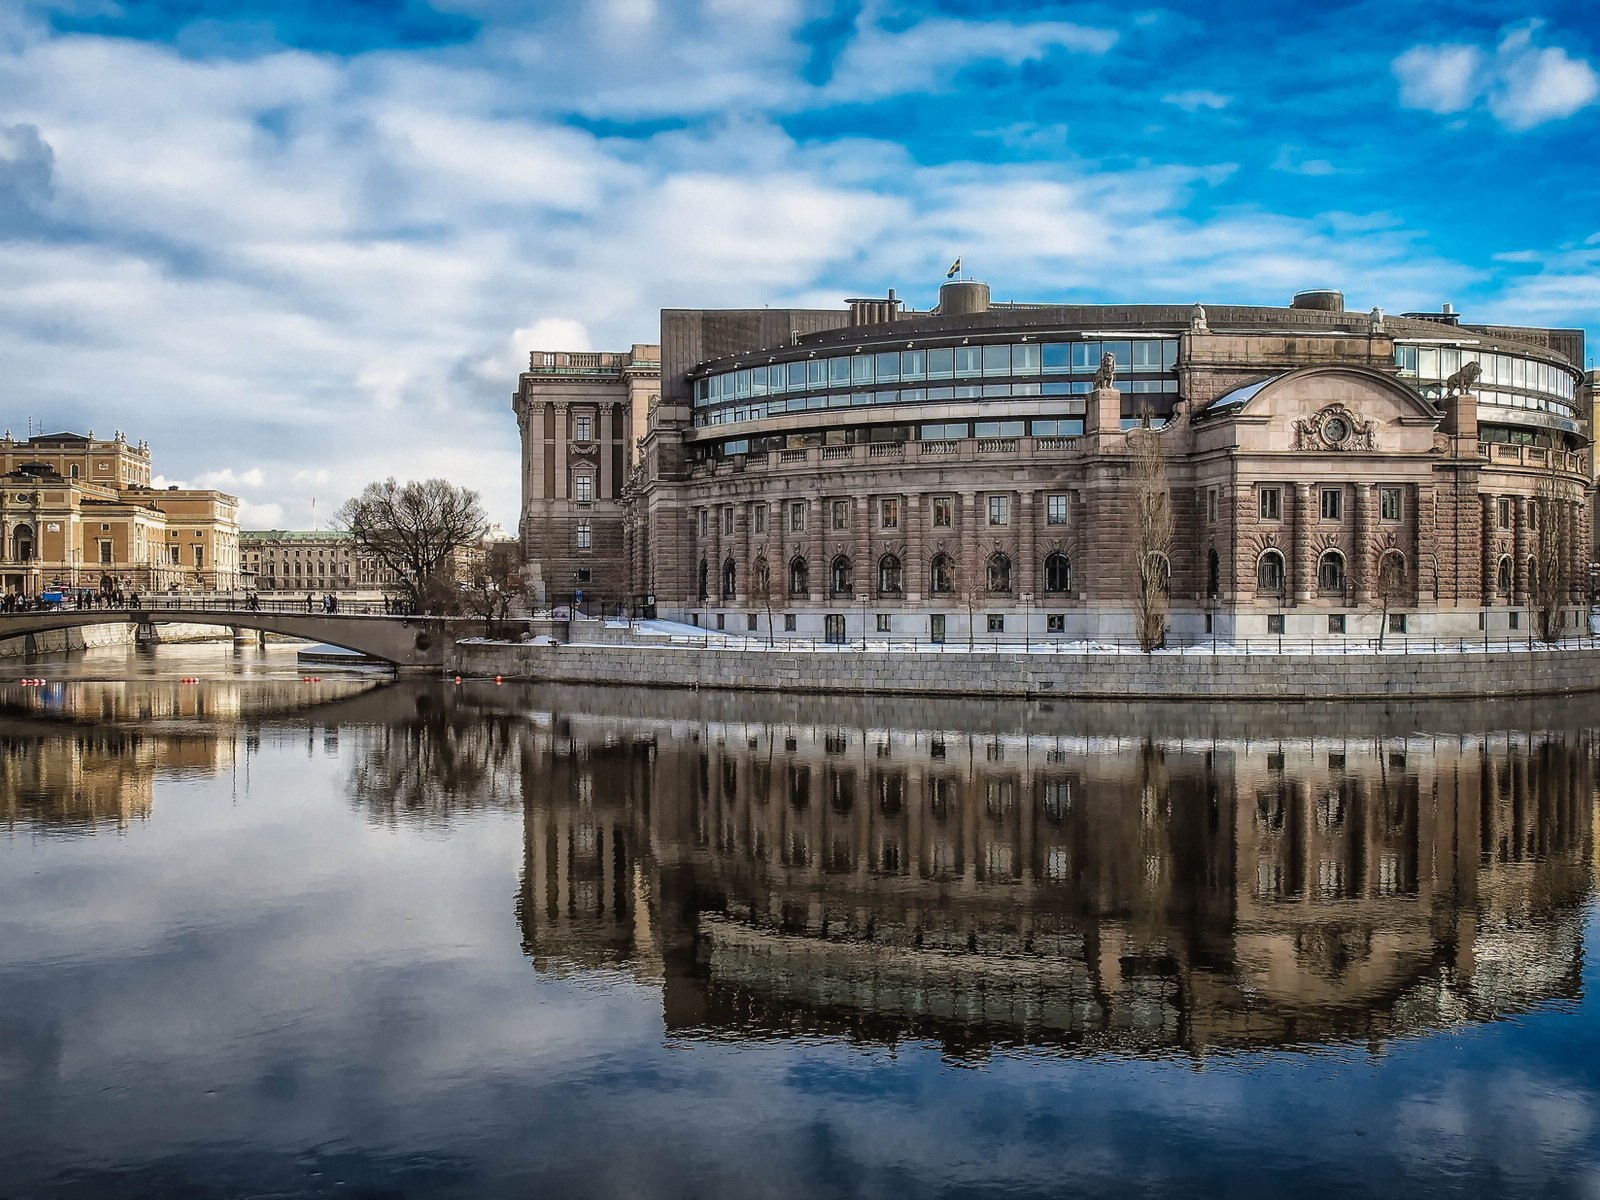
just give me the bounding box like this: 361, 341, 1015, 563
514, 694, 1594, 1058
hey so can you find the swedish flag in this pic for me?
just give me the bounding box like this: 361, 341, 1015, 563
946, 257, 961, 279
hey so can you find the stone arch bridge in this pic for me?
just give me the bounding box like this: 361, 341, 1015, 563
0, 604, 479, 668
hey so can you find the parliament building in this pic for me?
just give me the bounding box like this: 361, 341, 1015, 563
515, 284, 1592, 642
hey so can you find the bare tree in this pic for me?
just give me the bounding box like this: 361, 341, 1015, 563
336, 478, 488, 614
1373, 547, 1407, 649
1127, 424, 1173, 652
463, 542, 522, 638
752, 553, 776, 646
1533, 471, 1572, 643
956, 554, 983, 649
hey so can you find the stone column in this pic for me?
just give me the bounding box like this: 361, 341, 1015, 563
1293, 483, 1313, 603
959, 490, 977, 603
1020, 490, 1037, 607
553, 404, 570, 500
1512, 497, 1528, 603
738, 500, 751, 605
1481, 494, 1497, 606
1353, 483, 1373, 604
906, 493, 924, 603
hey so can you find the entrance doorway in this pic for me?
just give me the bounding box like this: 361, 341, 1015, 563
930, 614, 946, 644
824, 613, 846, 645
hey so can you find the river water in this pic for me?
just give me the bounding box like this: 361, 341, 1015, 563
2, 643, 1599, 1198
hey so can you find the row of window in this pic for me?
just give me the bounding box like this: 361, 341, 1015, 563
712, 418, 1091, 457
1395, 344, 1577, 401
695, 339, 1181, 407
1252, 548, 1405, 596
694, 381, 1179, 427
698, 551, 1077, 600
1253, 485, 1405, 523
699, 494, 1071, 539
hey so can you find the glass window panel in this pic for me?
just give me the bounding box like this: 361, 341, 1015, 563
750, 367, 768, 396
1105, 341, 1132, 368
875, 352, 900, 382
900, 387, 926, 403
975, 420, 1025, 437
1418, 348, 1439, 377
901, 349, 926, 379
1512, 359, 1527, 387
982, 344, 1011, 375
735, 370, 750, 398
788, 397, 806, 412
926, 347, 954, 378
1163, 340, 1178, 369
955, 346, 982, 376
850, 355, 873, 384
1071, 342, 1099, 370
1131, 341, 1162, 369
1070, 381, 1094, 394
827, 393, 850, 407
1013, 381, 1041, 396
807, 360, 826, 388
955, 384, 982, 399
1013, 343, 1040, 374
807, 395, 826, 409
920, 423, 967, 440
1440, 348, 1460, 375
829, 357, 851, 386
788, 362, 807, 391
983, 383, 1012, 398
1043, 380, 1074, 396
927, 386, 954, 401
1042, 343, 1072, 373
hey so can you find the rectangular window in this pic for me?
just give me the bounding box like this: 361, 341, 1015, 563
754, 505, 767, 534
1389, 613, 1407, 634
784, 614, 796, 632
1320, 488, 1342, 521
880, 498, 899, 529
930, 614, 946, 644
1267, 614, 1285, 634
723, 507, 735, 535
876, 613, 890, 633
988, 495, 1009, 526
1498, 497, 1512, 529
699, 511, 708, 537
1510, 611, 1520, 630
1380, 486, 1403, 522
98, 540, 113, 564
1207, 488, 1219, 524
1047, 613, 1065, 633
1259, 487, 1281, 520
574, 475, 593, 503
576, 521, 591, 550
1328, 614, 1346, 634
1046, 494, 1068, 525
790, 502, 804, 533
933, 497, 953, 527
986, 614, 1005, 633
575, 415, 592, 442
824, 614, 846, 645
747, 613, 758, 632
832, 500, 849, 530
716, 614, 726, 631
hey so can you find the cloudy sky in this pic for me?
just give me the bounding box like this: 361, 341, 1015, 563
2, 0, 1598, 530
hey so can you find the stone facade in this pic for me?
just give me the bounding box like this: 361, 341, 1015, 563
594, 287, 1590, 643
241, 529, 401, 594
0, 431, 241, 594
512, 346, 660, 611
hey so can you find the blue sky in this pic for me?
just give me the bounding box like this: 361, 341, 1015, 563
2, 0, 1597, 528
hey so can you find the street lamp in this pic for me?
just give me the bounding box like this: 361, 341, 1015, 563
857, 591, 869, 651
1021, 591, 1033, 651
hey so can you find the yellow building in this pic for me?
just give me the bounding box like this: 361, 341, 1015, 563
0, 430, 240, 594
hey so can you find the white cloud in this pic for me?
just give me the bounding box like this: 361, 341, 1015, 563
1394, 44, 1483, 113
824, 15, 1116, 101
1161, 90, 1230, 112
1395, 24, 1598, 129
195, 467, 267, 490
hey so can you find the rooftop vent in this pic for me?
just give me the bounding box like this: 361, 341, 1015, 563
1399, 303, 1462, 327
1291, 289, 1345, 313
847, 288, 903, 327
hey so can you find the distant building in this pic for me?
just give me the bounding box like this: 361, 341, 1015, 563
240, 529, 399, 594
0, 430, 240, 594
512, 345, 660, 608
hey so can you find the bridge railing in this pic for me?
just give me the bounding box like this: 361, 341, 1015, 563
3, 594, 409, 618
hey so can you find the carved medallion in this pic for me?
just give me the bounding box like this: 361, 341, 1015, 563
1293, 404, 1374, 451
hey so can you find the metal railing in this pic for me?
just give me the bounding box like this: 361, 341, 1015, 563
3, 594, 409, 617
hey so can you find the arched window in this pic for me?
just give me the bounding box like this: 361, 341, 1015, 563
1207, 548, 1220, 598
1043, 552, 1071, 594
877, 554, 903, 596
789, 556, 809, 597
697, 558, 708, 600
830, 555, 853, 596
1318, 549, 1346, 594
1496, 555, 1513, 595
987, 552, 1012, 593
1257, 549, 1285, 594
929, 553, 954, 595
721, 557, 737, 599
11, 524, 33, 563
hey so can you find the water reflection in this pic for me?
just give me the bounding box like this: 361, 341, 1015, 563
512, 694, 1594, 1057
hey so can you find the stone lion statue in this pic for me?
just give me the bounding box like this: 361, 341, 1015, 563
1444, 361, 1481, 395
1094, 351, 1117, 390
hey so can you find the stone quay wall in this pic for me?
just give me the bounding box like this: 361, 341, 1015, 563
447, 640, 1600, 702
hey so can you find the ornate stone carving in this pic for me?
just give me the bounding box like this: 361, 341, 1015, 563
1093, 352, 1117, 390
1292, 404, 1375, 451
1369, 306, 1384, 334
1191, 303, 1208, 332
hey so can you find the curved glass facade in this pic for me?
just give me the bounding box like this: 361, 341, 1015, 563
1394, 343, 1579, 422
692, 338, 1181, 429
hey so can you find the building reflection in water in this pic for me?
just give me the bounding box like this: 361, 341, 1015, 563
517, 702, 1594, 1057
